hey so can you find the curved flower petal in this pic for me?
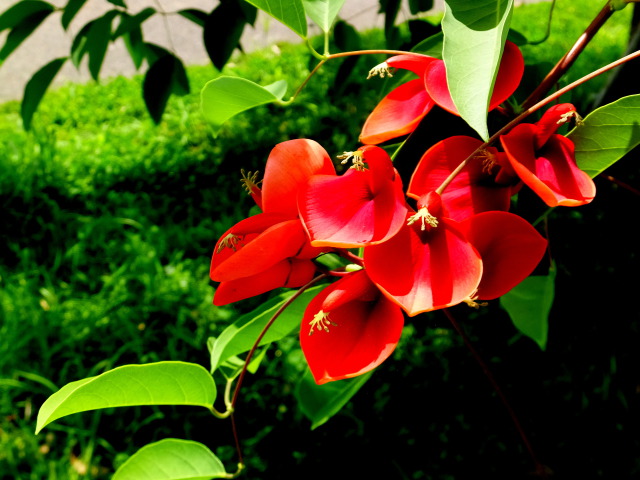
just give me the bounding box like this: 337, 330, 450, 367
300, 271, 404, 384
408, 135, 514, 221
360, 79, 435, 145
459, 211, 548, 300
262, 139, 336, 217
386, 54, 438, 77
299, 147, 407, 247
424, 41, 524, 115
501, 124, 596, 207
365, 213, 482, 316
214, 258, 317, 306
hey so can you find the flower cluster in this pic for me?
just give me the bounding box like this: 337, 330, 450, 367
210, 44, 595, 385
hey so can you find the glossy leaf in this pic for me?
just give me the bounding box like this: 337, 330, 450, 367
0, 5, 54, 63
295, 369, 372, 429
302, 0, 346, 33
61, 0, 88, 30
441, 0, 514, 140
36, 362, 216, 434
201, 76, 288, 135
112, 439, 227, 480
243, 0, 307, 38
500, 267, 556, 350
0, 0, 53, 31
568, 94, 640, 178
204, 2, 247, 71
143, 54, 190, 123
22, 57, 67, 130
209, 286, 323, 373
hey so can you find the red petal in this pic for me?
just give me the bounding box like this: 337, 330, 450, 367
501, 125, 596, 207
300, 149, 407, 247
408, 136, 513, 221
424, 41, 524, 115
534, 103, 577, 149
360, 79, 435, 145
459, 212, 548, 300
262, 139, 335, 217
365, 217, 482, 316
300, 271, 404, 384
386, 54, 438, 77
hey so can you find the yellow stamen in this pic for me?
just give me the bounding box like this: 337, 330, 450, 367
240, 169, 261, 195
367, 62, 395, 80
476, 149, 498, 174
337, 150, 366, 171
463, 291, 488, 309
407, 207, 438, 231
558, 110, 583, 126
308, 310, 338, 336
217, 233, 241, 253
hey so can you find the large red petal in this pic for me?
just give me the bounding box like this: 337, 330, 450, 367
408, 136, 513, 221
365, 217, 482, 316
360, 79, 435, 145
424, 41, 524, 115
300, 271, 404, 384
262, 139, 336, 217
459, 212, 548, 300
501, 125, 596, 207
386, 54, 438, 77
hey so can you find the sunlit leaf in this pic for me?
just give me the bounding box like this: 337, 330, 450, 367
500, 266, 556, 350
295, 369, 372, 429
112, 439, 227, 480
22, 57, 67, 130
441, 0, 514, 140
201, 76, 288, 136
209, 286, 323, 373
568, 94, 640, 178
243, 0, 307, 37
411, 31, 443, 58
302, 0, 346, 33
36, 362, 215, 434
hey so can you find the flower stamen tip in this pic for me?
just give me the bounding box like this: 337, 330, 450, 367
217, 233, 241, 253
308, 310, 338, 335
337, 150, 366, 171
367, 62, 394, 80
407, 207, 438, 231
240, 169, 262, 195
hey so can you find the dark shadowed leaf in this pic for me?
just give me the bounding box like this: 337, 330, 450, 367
106, 0, 126, 7
112, 7, 155, 38
203, 1, 247, 71
178, 8, 207, 27
568, 94, 640, 178
85, 10, 119, 80
295, 369, 372, 429
36, 362, 216, 434
22, 57, 67, 130
0, 5, 54, 63
112, 439, 228, 480
0, 0, 53, 31
143, 54, 190, 123
409, 0, 433, 14
61, 0, 88, 30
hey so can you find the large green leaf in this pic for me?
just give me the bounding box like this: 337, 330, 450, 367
0, 0, 53, 31
568, 94, 640, 178
441, 0, 513, 141
500, 267, 556, 351
112, 439, 227, 480
86, 10, 118, 80
21, 57, 67, 130
243, 0, 307, 37
209, 286, 323, 374
36, 362, 216, 434
201, 76, 288, 136
295, 369, 372, 429
0, 3, 54, 63
302, 0, 346, 33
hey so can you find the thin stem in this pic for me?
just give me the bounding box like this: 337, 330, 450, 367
520, 1, 615, 110
601, 174, 640, 195
527, 0, 557, 46
436, 48, 640, 195
444, 309, 549, 478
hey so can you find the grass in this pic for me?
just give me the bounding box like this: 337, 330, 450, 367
0, 1, 637, 478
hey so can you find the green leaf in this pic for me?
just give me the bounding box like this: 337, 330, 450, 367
203, 2, 247, 71
123, 28, 144, 69
209, 286, 323, 373
61, 0, 88, 30
243, 0, 307, 38
178, 9, 207, 27
568, 94, 640, 178
36, 362, 215, 434
408, 0, 434, 15
201, 76, 288, 136
112, 439, 227, 480
0, 6, 54, 63
500, 267, 556, 350
21, 57, 67, 130
411, 31, 443, 58
85, 10, 118, 80
143, 54, 190, 123
0, 0, 53, 31
301, 0, 346, 33
441, 0, 514, 140
107, 0, 126, 7
112, 7, 155, 38
295, 369, 372, 429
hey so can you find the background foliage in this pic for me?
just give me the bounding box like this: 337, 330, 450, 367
1, 0, 639, 478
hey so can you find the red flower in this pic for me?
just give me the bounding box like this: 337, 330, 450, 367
299, 145, 408, 247
300, 270, 404, 384
364, 192, 483, 316
360, 41, 524, 145
500, 104, 596, 207
210, 139, 335, 305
